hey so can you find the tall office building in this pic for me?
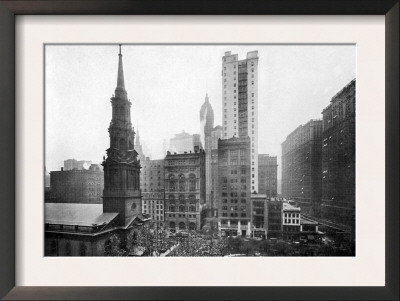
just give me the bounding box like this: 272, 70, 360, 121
321, 79, 355, 227
258, 154, 278, 197
222, 51, 259, 193
217, 136, 251, 237
281, 119, 323, 216
200, 93, 215, 208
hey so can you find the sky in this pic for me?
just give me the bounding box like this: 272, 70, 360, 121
45, 44, 355, 181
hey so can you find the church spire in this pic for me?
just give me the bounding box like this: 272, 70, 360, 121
205, 92, 209, 102
136, 128, 140, 145
116, 44, 125, 91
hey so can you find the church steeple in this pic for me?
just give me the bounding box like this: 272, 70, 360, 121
102, 46, 142, 227
116, 44, 125, 91
136, 129, 140, 145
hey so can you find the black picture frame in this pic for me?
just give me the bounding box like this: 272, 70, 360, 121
0, 0, 398, 300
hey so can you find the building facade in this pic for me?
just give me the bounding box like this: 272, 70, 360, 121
142, 191, 165, 224
281, 119, 323, 216
210, 126, 223, 214
282, 202, 301, 240
140, 158, 165, 192
266, 199, 283, 238
200, 93, 215, 209
169, 131, 201, 154
64, 159, 92, 170
164, 150, 206, 232
321, 79, 356, 227
258, 154, 278, 197
217, 136, 251, 237
48, 164, 104, 204
250, 194, 268, 237
222, 51, 259, 193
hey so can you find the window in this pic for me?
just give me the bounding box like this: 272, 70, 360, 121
189, 174, 196, 191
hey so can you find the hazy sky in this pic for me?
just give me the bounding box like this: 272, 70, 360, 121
45, 44, 355, 179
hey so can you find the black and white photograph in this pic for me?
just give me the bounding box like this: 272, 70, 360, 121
44, 44, 356, 257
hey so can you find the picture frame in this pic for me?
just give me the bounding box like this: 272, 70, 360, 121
0, 0, 398, 300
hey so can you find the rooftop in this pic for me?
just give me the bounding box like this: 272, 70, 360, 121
282, 203, 301, 211
45, 203, 118, 227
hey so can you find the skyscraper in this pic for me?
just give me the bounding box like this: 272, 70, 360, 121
258, 154, 278, 197
222, 51, 259, 193
134, 129, 146, 163
217, 136, 251, 237
281, 119, 323, 216
321, 79, 355, 227
200, 93, 215, 209
102, 45, 143, 227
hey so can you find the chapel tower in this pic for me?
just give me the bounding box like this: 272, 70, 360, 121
102, 45, 142, 226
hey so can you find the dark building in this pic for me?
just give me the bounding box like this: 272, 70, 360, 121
217, 136, 251, 237
164, 149, 206, 232
321, 79, 356, 228
250, 194, 268, 237
258, 154, 278, 197
266, 199, 283, 238
45, 47, 150, 256
48, 164, 104, 204
281, 119, 323, 216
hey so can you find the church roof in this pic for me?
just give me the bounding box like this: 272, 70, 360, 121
45, 203, 118, 227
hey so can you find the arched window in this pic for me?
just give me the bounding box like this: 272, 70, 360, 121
79, 243, 87, 256
65, 242, 72, 256
188, 195, 196, 204
179, 222, 186, 230
190, 206, 196, 212
179, 205, 185, 212
168, 174, 176, 192
168, 195, 175, 205
169, 222, 176, 229
178, 174, 185, 191
189, 174, 196, 191
104, 239, 112, 256
189, 222, 196, 231
169, 206, 175, 212
179, 195, 185, 205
